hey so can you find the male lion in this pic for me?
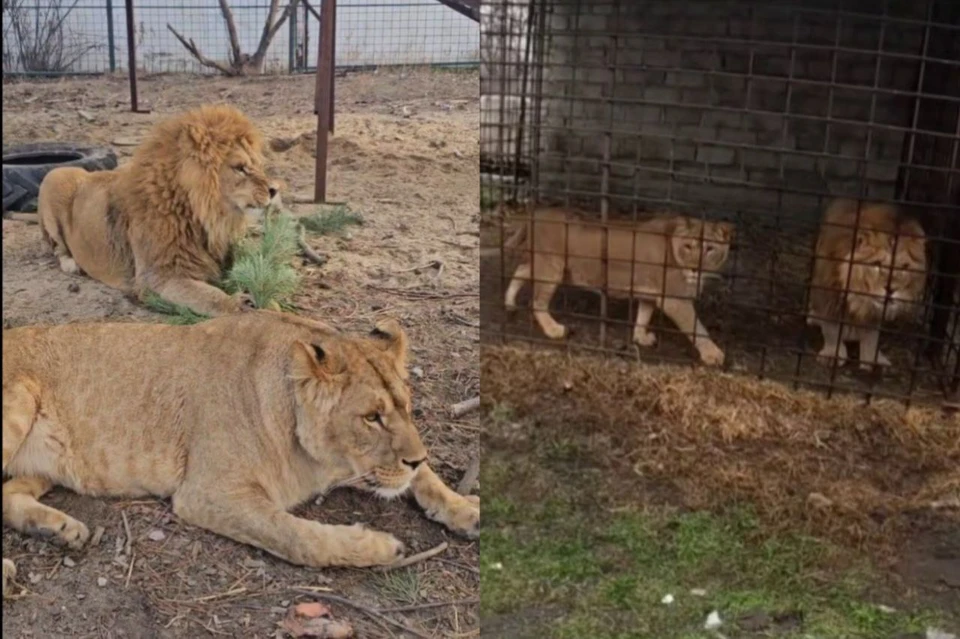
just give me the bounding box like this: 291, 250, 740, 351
36, 105, 280, 316
503, 207, 734, 365
807, 198, 927, 369
1, 312, 479, 597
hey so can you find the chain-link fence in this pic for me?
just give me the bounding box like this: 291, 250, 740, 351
2, 0, 479, 76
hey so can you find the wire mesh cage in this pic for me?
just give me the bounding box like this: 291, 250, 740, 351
480, 0, 960, 406
2, 0, 480, 76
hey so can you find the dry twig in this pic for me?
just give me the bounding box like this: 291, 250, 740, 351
290, 590, 431, 639
456, 456, 480, 496
376, 542, 448, 572
450, 396, 480, 418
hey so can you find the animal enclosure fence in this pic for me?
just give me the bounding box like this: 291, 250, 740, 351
480, 0, 960, 406
1, 0, 480, 77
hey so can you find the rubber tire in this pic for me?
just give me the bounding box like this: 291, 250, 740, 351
2, 142, 118, 213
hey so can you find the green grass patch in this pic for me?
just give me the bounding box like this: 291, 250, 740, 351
223, 210, 301, 310
482, 425, 949, 639
144, 210, 306, 322
299, 204, 364, 236
142, 291, 211, 325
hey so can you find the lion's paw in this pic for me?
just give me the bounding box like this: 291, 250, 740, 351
426, 494, 479, 540
31, 515, 90, 550
341, 524, 405, 567
633, 330, 657, 347
2, 559, 16, 598
698, 342, 725, 367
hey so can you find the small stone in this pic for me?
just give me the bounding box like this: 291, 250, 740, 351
97, 577, 107, 587
661, 593, 674, 605
490, 562, 503, 571
67, 283, 80, 293
147, 529, 166, 542
411, 366, 424, 379
704, 610, 722, 630
62, 557, 76, 568
690, 588, 708, 597
76, 593, 85, 600
280, 599, 290, 607
28, 572, 42, 584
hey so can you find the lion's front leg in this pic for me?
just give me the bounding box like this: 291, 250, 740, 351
409, 464, 479, 539
172, 490, 405, 568
143, 276, 254, 317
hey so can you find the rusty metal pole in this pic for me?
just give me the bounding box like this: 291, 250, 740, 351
313, 0, 335, 202
329, 0, 336, 135
124, 0, 143, 112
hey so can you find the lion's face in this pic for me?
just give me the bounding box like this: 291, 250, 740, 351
670, 218, 734, 281
290, 319, 428, 499
219, 147, 276, 219
840, 220, 927, 319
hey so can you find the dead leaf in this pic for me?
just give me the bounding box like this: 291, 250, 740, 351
279, 601, 354, 638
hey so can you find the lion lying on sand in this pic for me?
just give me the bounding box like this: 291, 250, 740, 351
503, 207, 734, 366
36, 105, 280, 316
1, 312, 479, 597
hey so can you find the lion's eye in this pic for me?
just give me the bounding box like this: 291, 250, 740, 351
234, 165, 247, 174
364, 412, 382, 426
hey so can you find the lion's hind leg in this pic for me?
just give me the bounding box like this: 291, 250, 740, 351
2, 477, 90, 549
37, 177, 81, 275
3, 379, 41, 471
409, 464, 479, 539
2, 558, 16, 598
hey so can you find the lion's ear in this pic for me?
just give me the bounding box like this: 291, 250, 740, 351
290, 340, 343, 381
369, 318, 409, 377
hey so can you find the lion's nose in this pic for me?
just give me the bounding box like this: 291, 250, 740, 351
402, 457, 426, 470
268, 186, 278, 199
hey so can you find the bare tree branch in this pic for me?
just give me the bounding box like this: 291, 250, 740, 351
252, 0, 283, 64
216, 0, 243, 67
166, 24, 236, 75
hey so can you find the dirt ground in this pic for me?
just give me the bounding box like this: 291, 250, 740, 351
481, 346, 960, 637
2, 69, 480, 638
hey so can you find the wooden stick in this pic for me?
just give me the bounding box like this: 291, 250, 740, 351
378, 598, 480, 613
450, 396, 480, 418
377, 542, 448, 572
297, 226, 328, 265
4, 212, 39, 223
290, 590, 432, 639
456, 455, 480, 496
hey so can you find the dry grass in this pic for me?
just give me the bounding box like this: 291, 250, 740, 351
482, 345, 959, 555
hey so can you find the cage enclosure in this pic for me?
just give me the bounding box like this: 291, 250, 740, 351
480, 0, 960, 406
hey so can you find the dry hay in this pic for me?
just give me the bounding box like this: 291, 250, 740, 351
481, 346, 959, 555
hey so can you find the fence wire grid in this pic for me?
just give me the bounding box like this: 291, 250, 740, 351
2, 0, 479, 76
480, 0, 960, 406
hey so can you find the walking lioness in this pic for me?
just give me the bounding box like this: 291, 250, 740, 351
503, 207, 733, 365
1, 312, 479, 597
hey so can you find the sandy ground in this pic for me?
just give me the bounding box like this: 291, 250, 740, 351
2, 68, 480, 638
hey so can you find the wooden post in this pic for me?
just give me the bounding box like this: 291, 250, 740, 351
313, 0, 335, 202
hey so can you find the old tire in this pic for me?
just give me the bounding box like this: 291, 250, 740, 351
2, 142, 118, 213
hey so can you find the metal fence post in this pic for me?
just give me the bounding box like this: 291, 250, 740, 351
107, 0, 116, 72
289, 0, 297, 73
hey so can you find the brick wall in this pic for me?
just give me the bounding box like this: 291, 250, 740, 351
533, 0, 928, 229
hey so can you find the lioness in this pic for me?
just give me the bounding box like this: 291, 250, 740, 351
807, 198, 927, 369
503, 207, 733, 365
1, 312, 479, 597
35, 105, 280, 317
